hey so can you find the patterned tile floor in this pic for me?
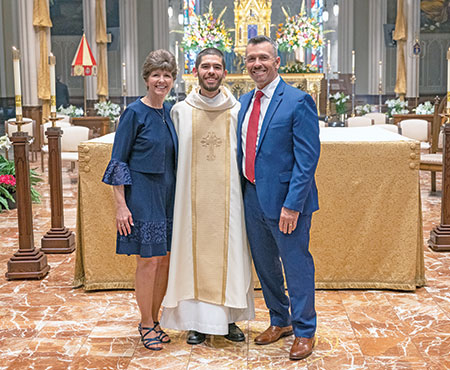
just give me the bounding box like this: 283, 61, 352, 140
1, 159, 450, 370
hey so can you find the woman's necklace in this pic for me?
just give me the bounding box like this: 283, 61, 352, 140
152, 107, 166, 125
142, 96, 166, 125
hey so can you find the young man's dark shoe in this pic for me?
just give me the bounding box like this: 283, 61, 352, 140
224, 323, 245, 342
187, 330, 206, 345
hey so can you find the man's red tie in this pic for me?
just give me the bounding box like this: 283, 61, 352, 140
245, 90, 264, 183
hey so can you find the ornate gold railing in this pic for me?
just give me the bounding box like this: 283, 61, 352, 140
183, 73, 324, 114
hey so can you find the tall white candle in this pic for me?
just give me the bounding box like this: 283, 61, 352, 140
352, 50, 355, 74
49, 53, 56, 115
122, 62, 126, 94
379, 60, 382, 82
327, 40, 331, 71
12, 47, 22, 118
447, 48, 450, 109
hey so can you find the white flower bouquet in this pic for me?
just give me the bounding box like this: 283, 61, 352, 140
94, 101, 121, 123
331, 92, 350, 115
57, 105, 84, 118
413, 101, 434, 115
385, 98, 409, 118
355, 104, 376, 116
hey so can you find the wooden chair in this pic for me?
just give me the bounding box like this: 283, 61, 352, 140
398, 119, 430, 150
364, 112, 387, 125
40, 121, 72, 171
346, 116, 372, 127
420, 97, 445, 192
60, 126, 90, 171
5, 118, 37, 161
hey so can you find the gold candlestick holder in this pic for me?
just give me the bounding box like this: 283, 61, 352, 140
351, 74, 356, 117
326, 63, 331, 121
378, 82, 383, 113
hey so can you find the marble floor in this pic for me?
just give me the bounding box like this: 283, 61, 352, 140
1, 160, 450, 370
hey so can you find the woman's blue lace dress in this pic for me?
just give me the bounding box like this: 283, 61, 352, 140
102, 99, 177, 258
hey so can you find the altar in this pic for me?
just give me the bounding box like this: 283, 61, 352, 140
183, 73, 324, 113
74, 127, 425, 291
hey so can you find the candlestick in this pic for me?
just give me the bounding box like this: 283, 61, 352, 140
12, 46, 22, 121
352, 50, 355, 74
49, 53, 56, 117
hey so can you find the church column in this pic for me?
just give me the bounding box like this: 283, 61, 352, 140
17, 0, 42, 150
337, 0, 354, 74
152, 0, 169, 50
367, 0, 387, 95
83, 0, 98, 103
17, 0, 39, 107
119, 0, 140, 97
405, 0, 420, 99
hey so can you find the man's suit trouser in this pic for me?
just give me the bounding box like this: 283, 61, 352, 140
243, 180, 316, 338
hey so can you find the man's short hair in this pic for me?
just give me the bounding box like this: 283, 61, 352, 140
195, 48, 226, 70
247, 35, 278, 57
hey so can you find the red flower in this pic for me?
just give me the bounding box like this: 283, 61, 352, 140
0, 174, 16, 187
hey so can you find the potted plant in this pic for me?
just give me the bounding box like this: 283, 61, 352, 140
0, 135, 42, 211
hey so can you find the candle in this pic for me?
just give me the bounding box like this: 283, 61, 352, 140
379, 60, 382, 83
352, 50, 355, 74
122, 62, 126, 94
12, 46, 22, 119
327, 40, 331, 71
49, 53, 56, 116
447, 48, 450, 109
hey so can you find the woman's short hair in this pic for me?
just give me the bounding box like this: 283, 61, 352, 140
142, 49, 177, 81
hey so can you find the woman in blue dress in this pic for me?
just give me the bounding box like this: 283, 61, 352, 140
102, 49, 177, 351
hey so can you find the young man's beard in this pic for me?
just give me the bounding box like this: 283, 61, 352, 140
199, 76, 223, 93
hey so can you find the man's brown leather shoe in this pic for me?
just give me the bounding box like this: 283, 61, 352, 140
254, 325, 293, 345
289, 336, 315, 360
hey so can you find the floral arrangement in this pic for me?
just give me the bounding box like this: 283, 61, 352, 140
0, 174, 16, 210
355, 104, 377, 115
413, 101, 434, 115
331, 92, 350, 115
57, 104, 84, 118
0, 136, 42, 211
181, 4, 232, 53
280, 61, 318, 74
385, 98, 409, 118
276, 9, 323, 52
94, 101, 121, 123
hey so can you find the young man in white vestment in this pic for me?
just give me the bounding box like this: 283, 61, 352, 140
160, 48, 255, 344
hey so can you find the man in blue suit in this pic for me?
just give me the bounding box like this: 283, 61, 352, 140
237, 35, 320, 361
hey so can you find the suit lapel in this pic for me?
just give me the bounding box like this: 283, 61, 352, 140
237, 91, 254, 165
256, 80, 285, 155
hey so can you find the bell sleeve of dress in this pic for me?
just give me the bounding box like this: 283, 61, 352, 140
102, 108, 139, 186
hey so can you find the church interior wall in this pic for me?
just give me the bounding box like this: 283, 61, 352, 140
136, 0, 154, 97
353, 0, 369, 95
0, 0, 18, 103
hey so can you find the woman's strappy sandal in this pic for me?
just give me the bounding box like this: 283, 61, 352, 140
138, 323, 163, 351
153, 321, 171, 343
